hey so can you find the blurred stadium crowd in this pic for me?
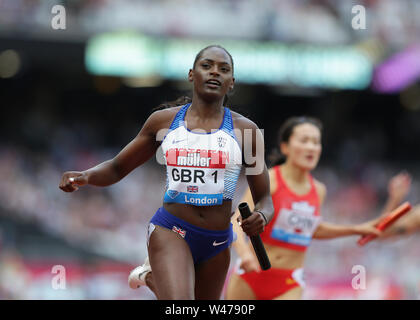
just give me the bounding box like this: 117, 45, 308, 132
1, 0, 420, 48
1, 0, 420, 300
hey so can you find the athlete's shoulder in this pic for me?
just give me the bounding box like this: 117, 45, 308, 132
145, 106, 183, 130
230, 109, 259, 130
313, 178, 327, 204
150, 106, 183, 121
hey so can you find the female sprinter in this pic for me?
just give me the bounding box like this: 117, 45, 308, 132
59, 45, 274, 300
225, 116, 404, 300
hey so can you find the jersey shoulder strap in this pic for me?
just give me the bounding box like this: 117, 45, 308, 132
220, 107, 239, 142
168, 103, 190, 131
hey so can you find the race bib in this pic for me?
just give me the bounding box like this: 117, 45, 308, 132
164, 148, 228, 206
271, 201, 321, 247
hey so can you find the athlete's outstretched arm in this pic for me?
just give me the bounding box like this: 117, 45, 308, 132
314, 172, 412, 240
313, 221, 381, 239
59, 110, 170, 192
311, 182, 381, 239
378, 204, 420, 238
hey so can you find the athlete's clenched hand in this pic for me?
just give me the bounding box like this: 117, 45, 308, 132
238, 211, 266, 237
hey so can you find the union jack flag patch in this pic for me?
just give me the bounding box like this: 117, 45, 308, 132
187, 185, 199, 193
172, 226, 186, 238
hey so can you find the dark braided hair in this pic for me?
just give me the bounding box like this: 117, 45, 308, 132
269, 116, 323, 167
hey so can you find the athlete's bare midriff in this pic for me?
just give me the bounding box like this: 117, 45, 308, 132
163, 201, 233, 231
248, 241, 306, 269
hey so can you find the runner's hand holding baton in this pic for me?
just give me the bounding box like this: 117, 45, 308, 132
358, 201, 412, 246
238, 202, 271, 271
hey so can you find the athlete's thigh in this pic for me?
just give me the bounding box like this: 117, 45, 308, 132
148, 225, 195, 300
194, 248, 231, 300
225, 273, 257, 300
273, 286, 303, 300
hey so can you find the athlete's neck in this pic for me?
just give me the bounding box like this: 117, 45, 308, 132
189, 98, 224, 120
281, 161, 310, 186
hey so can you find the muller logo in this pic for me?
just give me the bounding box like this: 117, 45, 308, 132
166, 148, 229, 168
178, 153, 211, 167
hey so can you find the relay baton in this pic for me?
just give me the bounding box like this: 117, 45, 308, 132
357, 201, 412, 246
238, 202, 271, 270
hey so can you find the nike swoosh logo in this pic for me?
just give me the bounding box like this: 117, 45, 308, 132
172, 139, 187, 144
213, 239, 229, 246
